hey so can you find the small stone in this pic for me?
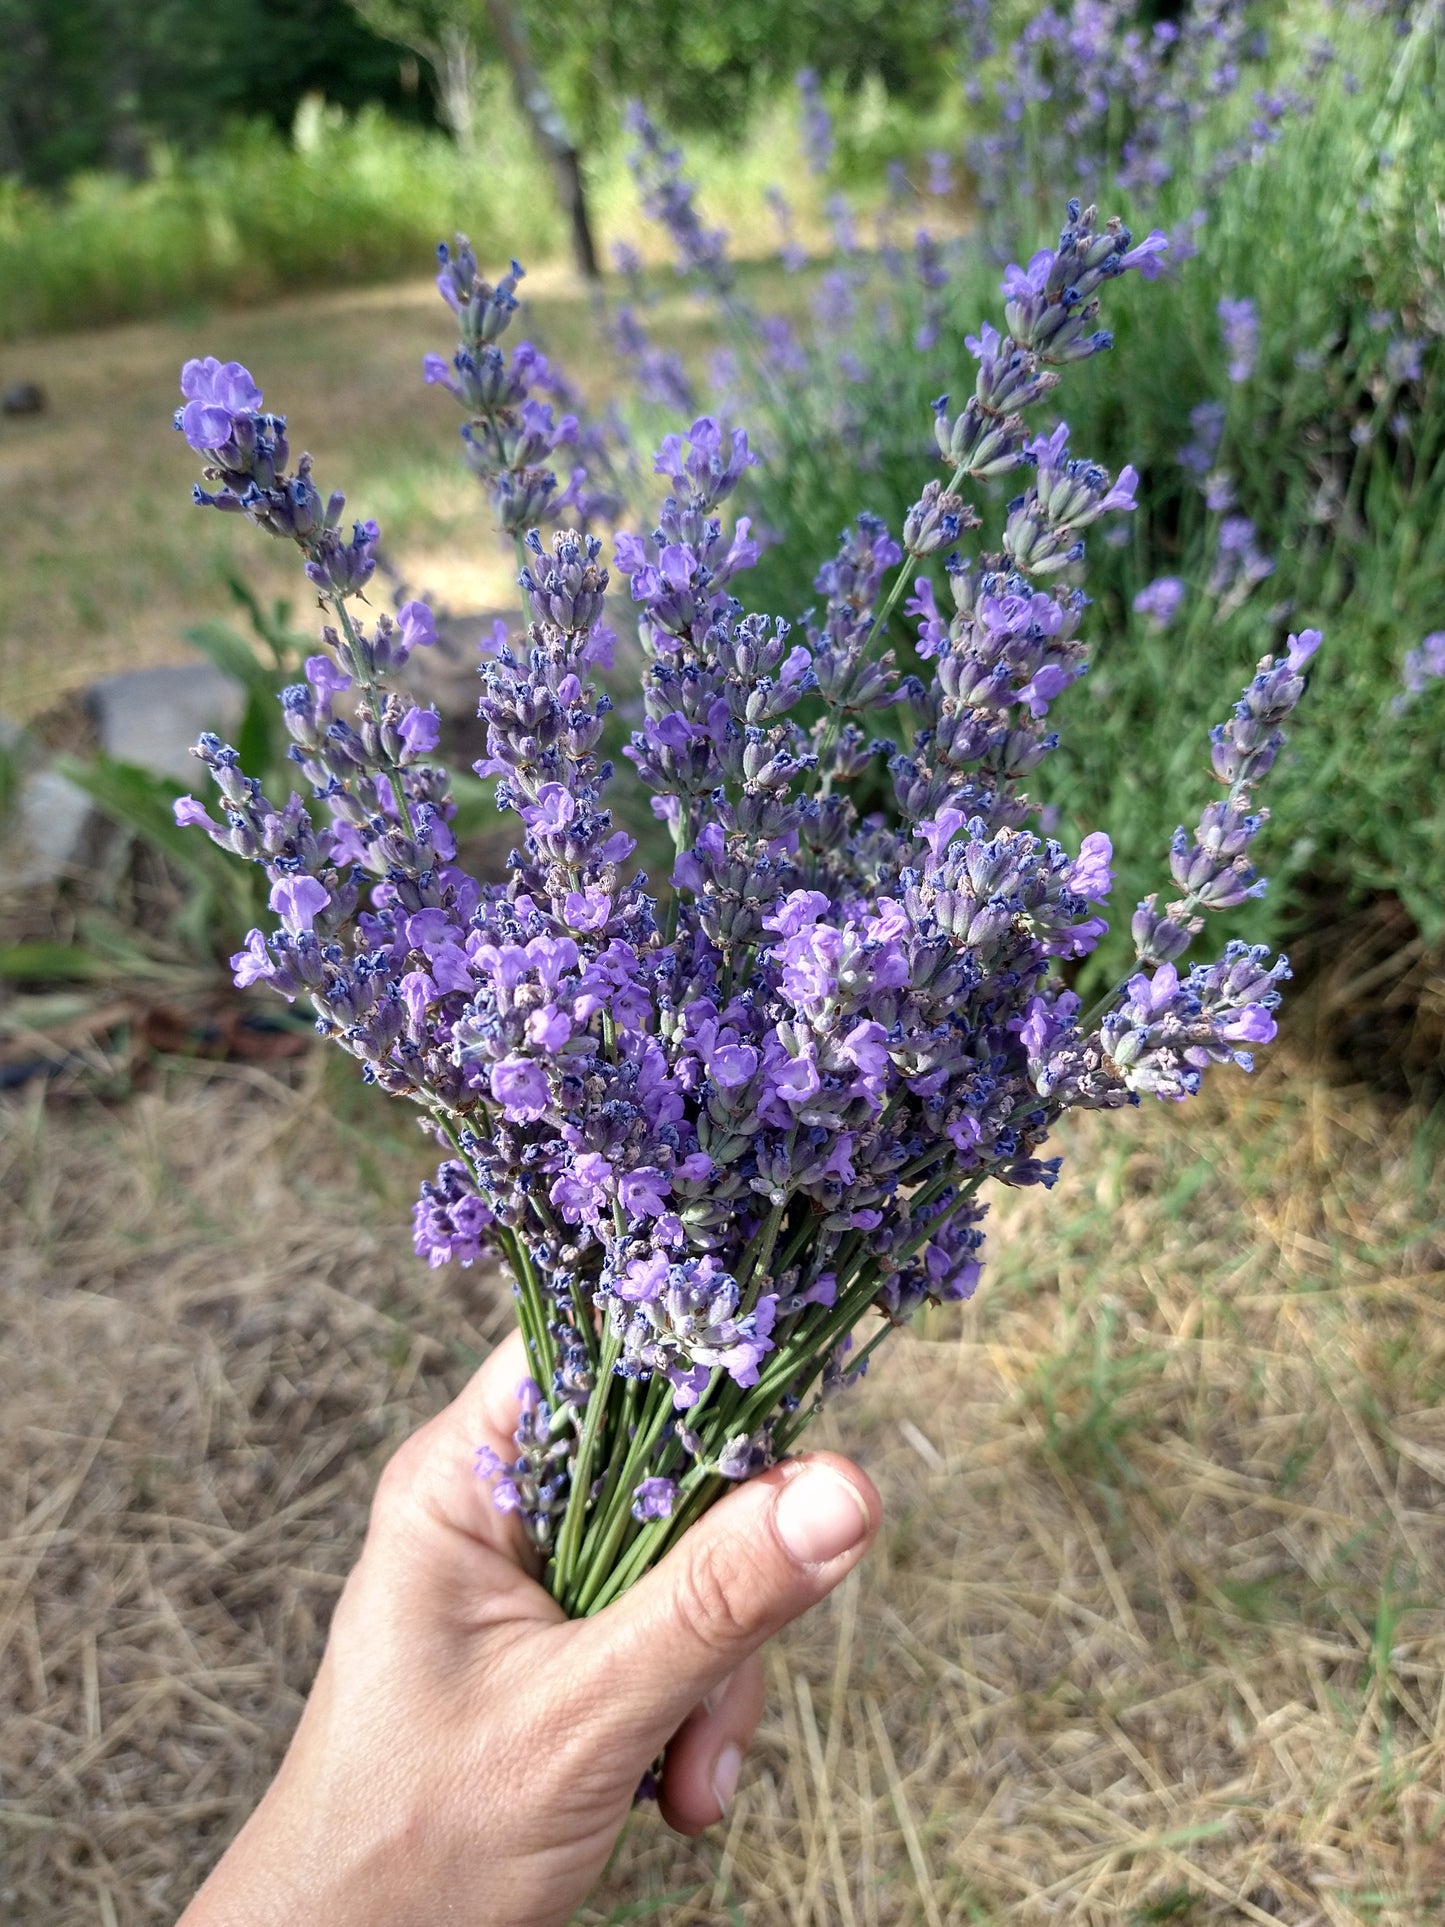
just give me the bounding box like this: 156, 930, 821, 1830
85, 663, 243, 782
1, 382, 46, 416
0, 765, 95, 888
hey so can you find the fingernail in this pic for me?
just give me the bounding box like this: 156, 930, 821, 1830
774, 1465, 871, 1567
711, 1741, 742, 1820
704, 1670, 735, 1717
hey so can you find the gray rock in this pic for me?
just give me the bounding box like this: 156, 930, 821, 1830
1, 765, 95, 888
85, 663, 243, 782
2, 381, 45, 416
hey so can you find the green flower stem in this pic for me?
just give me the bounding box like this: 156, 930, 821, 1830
772, 1206, 822, 1281
811, 459, 969, 792
581, 1454, 722, 1615
493, 1225, 551, 1385
330, 594, 417, 842
737, 1195, 787, 1298
513, 532, 531, 629
548, 1322, 622, 1601
567, 1270, 601, 1374
571, 1168, 990, 1610
569, 1376, 687, 1617
581, 1371, 638, 1565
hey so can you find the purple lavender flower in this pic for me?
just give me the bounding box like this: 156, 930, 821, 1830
1179, 401, 1227, 479
1399, 632, 1445, 703
1210, 514, 1274, 602
631, 1477, 676, 1522
269, 875, 330, 934
424, 239, 623, 534
177, 357, 263, 450
169, 218, 1316, 1622
1385, 337, 1424, 387
796, 69, 834, 178
1218, 296, 1258, 383
625, 103, 731, 292
398, 706, 442, 758
1134, 577, 1186, 630
414, 1161, 494, 1268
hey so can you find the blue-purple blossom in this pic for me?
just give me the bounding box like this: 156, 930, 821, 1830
631, 1477, 676, 1522
424, 240, 623, 534
1399, 632, 1445, 702
399, 707, 442, 758
1179, 401, 1226, 479
1218, 296, 1259, 383
625, 102, 731, 292
177, 357, 263, 449
1134, 577, 1186, 630
1210, 513, 1275, 602
269, 875, 329, 934
796, 69, 834, 177
169, 212, 1316, 1618
1385, 337, 1424, 387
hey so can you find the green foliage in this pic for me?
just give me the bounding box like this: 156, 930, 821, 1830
0, 98, 557, 340
0, 580, 315, 993
536, 0, 962, 148
0, 0, 430, 187
721, 5, 1445, 978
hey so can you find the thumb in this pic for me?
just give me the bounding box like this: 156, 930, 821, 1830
571, 1453, 879, 1756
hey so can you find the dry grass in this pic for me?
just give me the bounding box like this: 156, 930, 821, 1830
0, 251, 807, 729
0, 264, 659, 724
2, 1033, 1444, 1925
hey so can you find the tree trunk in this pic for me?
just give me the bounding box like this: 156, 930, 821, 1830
482, 0, 599, 280
437, 21, 477, 152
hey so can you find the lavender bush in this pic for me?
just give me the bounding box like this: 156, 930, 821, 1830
171, 204, 1316, 1618
616, 1, 1442, 963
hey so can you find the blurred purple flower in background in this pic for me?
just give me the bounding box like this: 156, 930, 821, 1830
1396, 631, 1445, 708
1218, 296, 1259, 383
797, 68, 834, 177
1134, 577, 1187, 630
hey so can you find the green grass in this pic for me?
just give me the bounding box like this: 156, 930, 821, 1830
0, 84, 853, 344
0, 99, 555, 342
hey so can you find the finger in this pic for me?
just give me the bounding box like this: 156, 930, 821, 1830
570, 1452, 879, 1755
366, 1327, 556, 1596
657, 1653, 766, 1836
445, 1326, 535, 1471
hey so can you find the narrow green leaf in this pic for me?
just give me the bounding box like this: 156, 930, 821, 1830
181, 619, 275, 702
235, 686, 276, 782
0, 943, 115, 983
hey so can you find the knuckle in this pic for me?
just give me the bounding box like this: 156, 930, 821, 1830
370, 1426, 430, 1524
671, 1533, 757, 1657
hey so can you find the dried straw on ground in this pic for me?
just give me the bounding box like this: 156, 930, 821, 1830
2, 1036, 1443, 1925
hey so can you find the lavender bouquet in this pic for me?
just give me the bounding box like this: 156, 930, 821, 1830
171, 203, 1316, 1619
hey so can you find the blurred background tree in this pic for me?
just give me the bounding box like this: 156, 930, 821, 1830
0, 0, 433, 185
346, 0, 600, 276
534, 0, 962, 145
0, 0, 965, 186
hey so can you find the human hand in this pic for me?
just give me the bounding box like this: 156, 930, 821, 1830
178, 1329, 880, 1927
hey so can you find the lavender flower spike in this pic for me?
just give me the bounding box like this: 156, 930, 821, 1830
169, 216, 1318, 1628
1218, 296, 1259, 383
